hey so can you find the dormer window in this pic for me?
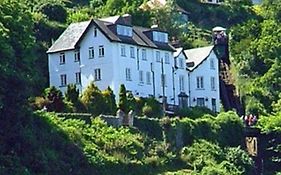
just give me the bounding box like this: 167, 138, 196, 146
153, 31, 168, 43
117, 25, 132, 37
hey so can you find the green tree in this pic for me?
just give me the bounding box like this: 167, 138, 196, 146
44, 86, 65, 112
65, 84, 85, 112
102, 86, 117, 115
0, 0, 36, 117
81, 82, 105, 115
65, 84, 79, 103
39, 2, 67, 22
127, 91, 136, 112
118, 84, 129, 113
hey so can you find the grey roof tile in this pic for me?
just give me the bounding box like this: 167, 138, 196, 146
47, 16, 175, 54
184, 45, 214, 71
47, 20, 91, 53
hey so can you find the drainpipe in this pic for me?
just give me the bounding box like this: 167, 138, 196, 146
161, 57, 166, 113
172, 67, 176, 107
188, 71, 191, 107
151, 62, 155, 97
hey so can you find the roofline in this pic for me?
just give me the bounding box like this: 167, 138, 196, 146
185, 46, 215, 72
47, 19, 176, 54
174, 48, 188, 59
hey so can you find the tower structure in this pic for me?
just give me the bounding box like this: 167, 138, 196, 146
213, 26, 243, 115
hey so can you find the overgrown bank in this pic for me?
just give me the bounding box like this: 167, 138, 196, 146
0, 110, 254, 174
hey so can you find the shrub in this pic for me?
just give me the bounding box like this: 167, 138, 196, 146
102, 87, 117, 115
81, 82, 105, 115
180, 140, 223, 171
142, 97, 162, 118
43, 86, 65, 112
216, 111, 244, 147
175, 106, 216, 119
224, 147, 254, 174
134, 117, 163, 140
193, 116, 219, 142
178, 118, 196, 146
118, 84, 129, 113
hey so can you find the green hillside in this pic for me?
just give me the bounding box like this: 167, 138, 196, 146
1, 0, 281, 174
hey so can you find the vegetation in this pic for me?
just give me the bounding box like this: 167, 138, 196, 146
2, 0, 281, 174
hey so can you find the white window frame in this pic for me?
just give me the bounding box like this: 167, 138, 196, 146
59, 53, 65, 64
211, 77, 216, 90
89, 47, 94, 59
146, 72, 151, 85
125, 68, 132, 81
179, 75, 185, 92
99, 45, 104, 57
156, 51, 161, 62
94, 69, 101, 81
121, 45, 126, 57
139, 70, 144, 84
75, 72, 81, 84
197, 98, 205, 107
117, 25, 132, 37
60, 74, 67, 86
74, 50, 80, 62
196, 76, 204, 89
130, 46, 135, 58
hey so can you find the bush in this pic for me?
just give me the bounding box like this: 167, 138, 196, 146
81, 82, 105, 115
180, 140, 223, 171
180, 140, 253, 174
175, 106, 216, 119
118, 84, 129, 113
102, 87, 117, 115
142, 97, 162, 118
216, 111, 244, 147
224, 147, 254, 174
178, 118, 196, 146
193, 115, 219, 142
43, 86, 65, 112
134, 117, 163, 140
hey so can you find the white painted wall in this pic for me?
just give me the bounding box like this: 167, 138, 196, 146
49, 50, 81, 93
48, 24, 175, 105
48, 21, 220, 111
174, 51, 189, 106
188, 50, 220, 112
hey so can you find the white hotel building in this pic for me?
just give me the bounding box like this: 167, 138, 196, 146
47, 14, 220, 112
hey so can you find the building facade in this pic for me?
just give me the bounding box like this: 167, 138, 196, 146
47, 14, 220, 112
185, 46, 220, 112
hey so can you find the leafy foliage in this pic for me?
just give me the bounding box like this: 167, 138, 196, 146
81, 82, 106, 115
118, 84, 129, 113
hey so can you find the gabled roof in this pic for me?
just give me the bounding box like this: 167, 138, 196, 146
184, 45, 214, 71
47, 20, 91, 53
174, 47, 183, 58
47, 16, 175, 54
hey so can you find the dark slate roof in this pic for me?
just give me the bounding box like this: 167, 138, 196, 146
184, 45, 214, 71
47, 16, 175, 54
